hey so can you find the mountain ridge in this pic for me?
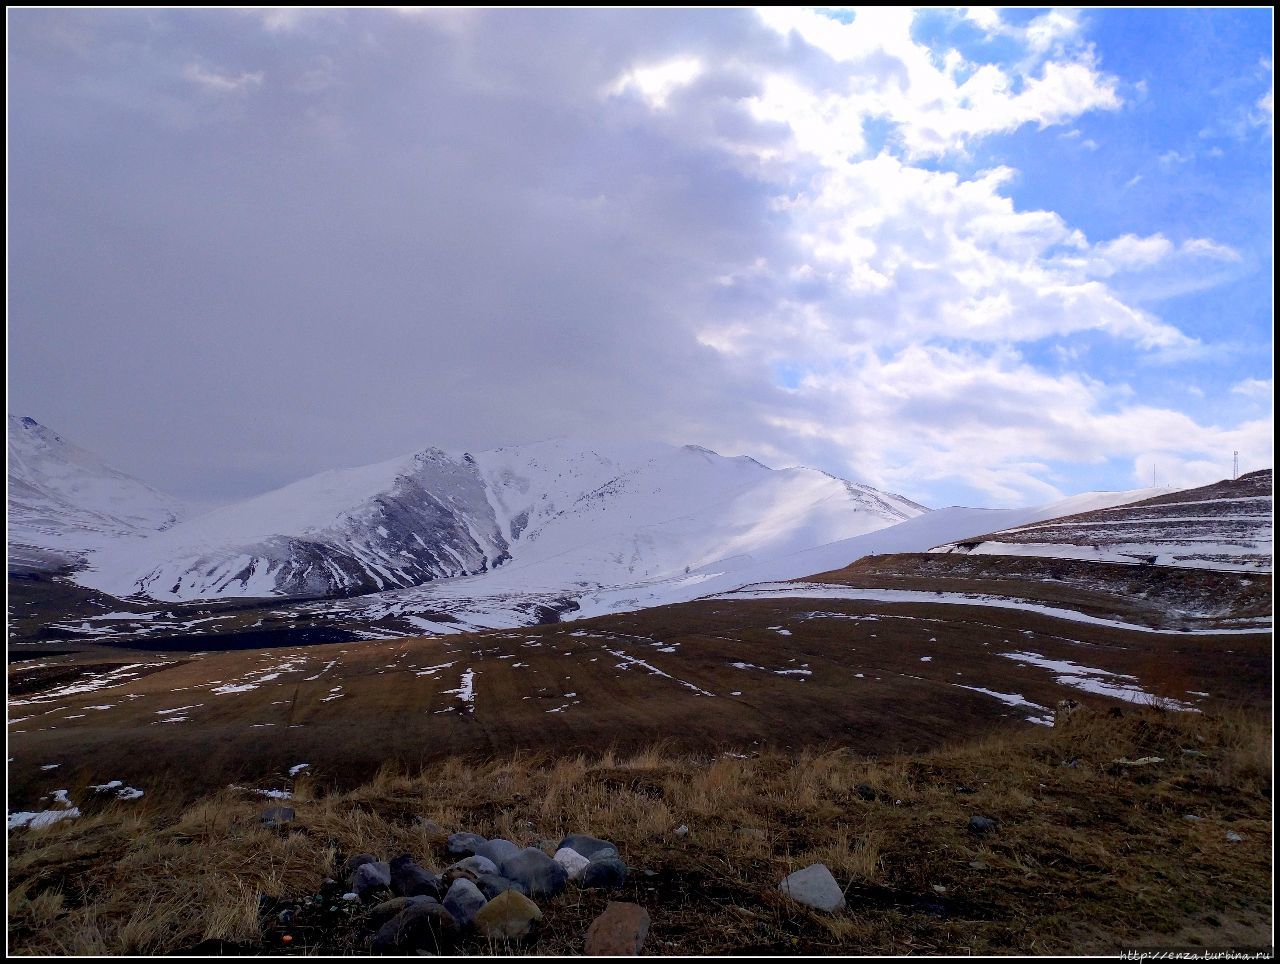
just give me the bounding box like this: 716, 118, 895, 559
69, 436, 927, 602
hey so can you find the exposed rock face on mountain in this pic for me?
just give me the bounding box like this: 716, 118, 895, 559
73, 438, 928, 602
7, 416, 187, 574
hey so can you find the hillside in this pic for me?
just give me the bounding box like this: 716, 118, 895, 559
930, 470, 1272, 572
7, 416, 187, 574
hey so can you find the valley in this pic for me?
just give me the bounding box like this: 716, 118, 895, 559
6, 419, 1272, 956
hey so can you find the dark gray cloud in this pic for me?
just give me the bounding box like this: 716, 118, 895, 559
8, 9, 1268, 508
9, 9, 788, 502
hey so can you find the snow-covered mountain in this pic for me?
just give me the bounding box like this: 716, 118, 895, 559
74, 439, 928, 601
7, 416, 188, 573
274, 482, 1179, 638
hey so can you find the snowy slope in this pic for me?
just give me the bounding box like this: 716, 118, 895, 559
279, 484, 1170, 636
566, 486, 1173, 618
74, 439, 927, 601
7, 416, 188, 573
931, 471, 1271, 572
78, 448, 510, 599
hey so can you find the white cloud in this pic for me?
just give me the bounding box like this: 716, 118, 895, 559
1231, 377, 1273, 400
183, 63, 263, 93
749, 8, 1121, 160
1180, 237, 1241, 261
607, 57, 704, 109
1094, 233, 1175, 268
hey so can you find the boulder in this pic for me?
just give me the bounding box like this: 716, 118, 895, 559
476, 873, 529, 900
450, 854, 499, 877
446, 832, 487, 856
580, 856, 628, 890
556, 833, 619, 861
585, 901, 650, 955
371, 901, 458, 954
390, 855, 442, 899
475, 838, 521, 865
780, 863, 846, 913
341, 853, 378, 883
260, 806, 295, 829
443, 878, 488, 928
500, 847, 568, 898
553, 847, 590, 880
368, 895, 438, 928
967, 816, 998, 835
351, 861, 392, 897
473, 890, 543, 942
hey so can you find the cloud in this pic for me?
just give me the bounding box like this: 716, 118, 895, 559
752, 8, 1121, 159
182, 62, 263, 93
607, 57, 704, 109
1231, 377, 1273, 401
6, 7, 1268, 509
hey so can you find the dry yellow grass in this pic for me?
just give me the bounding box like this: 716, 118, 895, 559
8, 705, 1272, 955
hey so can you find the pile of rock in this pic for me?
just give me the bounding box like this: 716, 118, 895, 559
339, 831, 632, 953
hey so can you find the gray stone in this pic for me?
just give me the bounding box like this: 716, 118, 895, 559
500, 846, 568, 898
475, 838, 521, 865
369, 895, 438, 928
450, 854, 499, 877
473, 890, 542, 942
443, 878, 488, 928
967, 815, 998, 835
351, 860, 392, 897
371, 901, 458, 953
556, 833, 619, 861
579, 856, 628, 890
342, 853, 378, 883
260, 806, 295, 828
780, 863, 846, 913
446, 832, 487, 856
442, 866, 480, 890
553, 847, 590, 880
476, 873, 529, 900
390, 855, 442, 899
1226, 830, 1244, 842
585, 901, 650, 955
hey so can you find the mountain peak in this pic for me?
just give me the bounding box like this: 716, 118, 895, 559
8, 416, 188, 573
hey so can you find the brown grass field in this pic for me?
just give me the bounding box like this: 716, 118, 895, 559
7, 556, 1273, 955
9, 589, 1271, 803
7, 706, 1271, 955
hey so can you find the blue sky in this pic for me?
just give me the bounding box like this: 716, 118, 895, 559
7, 7, 1273, 508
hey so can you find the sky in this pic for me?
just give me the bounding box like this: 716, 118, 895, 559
7, 7, 1274, 510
